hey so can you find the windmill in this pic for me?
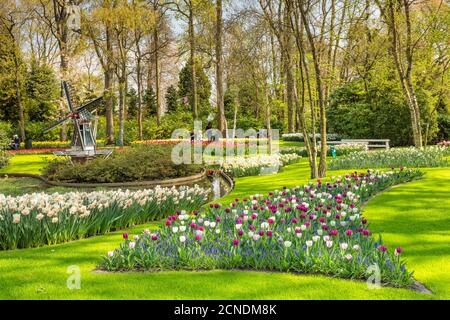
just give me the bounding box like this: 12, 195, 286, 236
44, 81, 113, 162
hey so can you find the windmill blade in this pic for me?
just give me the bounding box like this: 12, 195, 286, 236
43, 116, 72, 133
76, 97, 103, 113
63, 81, 75, 113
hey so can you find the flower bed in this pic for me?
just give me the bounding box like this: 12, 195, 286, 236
280, 143, 367, 158
330, 146, 449, 170
7, 148, 65, 155
0, 185, 210, 250
219, 154, 301, 178
333, 143, 368, 156
19, 140, 105, 149
101, 168, 422, 287
282, 133, 340, 142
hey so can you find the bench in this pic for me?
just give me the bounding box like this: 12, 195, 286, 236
341, 139, 390, 150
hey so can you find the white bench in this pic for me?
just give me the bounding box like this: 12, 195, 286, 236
341, 139, 390, 150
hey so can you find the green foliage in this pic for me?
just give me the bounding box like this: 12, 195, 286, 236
0, 124, 11, 168
437, 100, 450, 141
178, 58, 212, 116
25, 60, 59, 122
25, 121, 60, 141
44, 145, 203, 183
143, 87, 157, 116
329, 147, 449, 170
328, 79, 440, 146
0, 33, 25, 123
126, 88, 139, 117
165, 85, 179, 114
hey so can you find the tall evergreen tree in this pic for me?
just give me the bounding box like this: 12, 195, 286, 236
165, 85, 179, 114
178, 58, 211, 118
25, 60, 59, 122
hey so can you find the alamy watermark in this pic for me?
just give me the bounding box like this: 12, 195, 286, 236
171, 121, 280, 166
66, 265, 81, 290
366, 263, 381, 289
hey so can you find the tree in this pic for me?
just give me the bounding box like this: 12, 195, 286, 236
178, 58, 211, 118
25, 59, 59, 122
166, 0, 207, 120
126, 87, 139, 117
0, 0, 27, 141
215, 0, 225, 133
85, 0, 117, 145
143, 86, 157, 116
165, 85, 179, 113
375, 0, 437, 148
298, 0, 329, 178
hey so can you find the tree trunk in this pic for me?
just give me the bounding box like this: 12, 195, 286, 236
137, 57, 143, 140
53, 0, 68, 142
118, 75, 126, 147
383, 0, 423, 148
188, 4, 198, 119
154, 24, 161, 126
299, 1, 327, 178
215, 0, 226, 133
284, 9, 295, 133
13, 55, 25, 142
105, 24, 115, 145
285, 54, 295, 133
265, 85, 273, 155
286, 0, 317, 178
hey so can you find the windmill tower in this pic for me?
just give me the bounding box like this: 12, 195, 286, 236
44, 81, 113, 163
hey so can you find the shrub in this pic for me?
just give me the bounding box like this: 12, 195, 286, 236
282, 133, 340, 142
43, 145, 203, 183
330, 146, 449, 170
0, 125, 11, 168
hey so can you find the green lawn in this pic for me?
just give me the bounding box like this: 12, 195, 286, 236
0, 154, 55, 175
0, 156, 449, 299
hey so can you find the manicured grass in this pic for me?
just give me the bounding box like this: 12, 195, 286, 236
278, 140, 305, 148
0, 160, 448, 299
0, 177, 48, 196
0, 154, 55, 175
363, 168, 450, 300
